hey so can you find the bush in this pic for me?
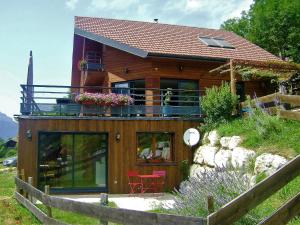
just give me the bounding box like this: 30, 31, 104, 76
5, 148, 17, 158
201, 83, 238, 130
162, 168, 260, 224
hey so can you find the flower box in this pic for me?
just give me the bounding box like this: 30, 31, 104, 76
75, 92, 134, 106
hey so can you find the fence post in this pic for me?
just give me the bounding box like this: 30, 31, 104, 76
99, 193, 108, 225
44, 185, 52, 218
21, 169, 26, 197
28, 177, 33, 202
207, 195, 215, 214
16, 170, 20, 193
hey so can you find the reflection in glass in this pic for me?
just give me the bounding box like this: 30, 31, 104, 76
38, 132, 107, 191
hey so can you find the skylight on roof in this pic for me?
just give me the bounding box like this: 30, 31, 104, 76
199, 36, 235, 49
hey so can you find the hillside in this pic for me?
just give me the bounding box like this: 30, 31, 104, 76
0, 112, 18, 140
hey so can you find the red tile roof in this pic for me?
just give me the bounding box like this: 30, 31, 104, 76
75, 16, 280, 62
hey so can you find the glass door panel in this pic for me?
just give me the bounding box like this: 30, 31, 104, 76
73, 134, 108, 188
38, 133, 73, 189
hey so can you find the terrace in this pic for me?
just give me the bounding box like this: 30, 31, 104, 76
20, 84, 203, 118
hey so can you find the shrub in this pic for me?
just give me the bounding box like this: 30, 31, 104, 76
179, 160, 190, 181
163, 168, 260, 224
201, 83, 238, 130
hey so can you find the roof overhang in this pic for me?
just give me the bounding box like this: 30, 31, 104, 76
74, 27, 149, 58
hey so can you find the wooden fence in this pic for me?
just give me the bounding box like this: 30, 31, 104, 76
15, 155, 300, 225
241, 93, 300, 121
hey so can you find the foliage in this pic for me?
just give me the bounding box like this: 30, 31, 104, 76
78, 59, 87, 71
75, 92, 134, 106
179, 160, 190, 181
221, 0, 300, 63
163, 88, 173, 105
201, 83, 238, 130
162, 168, 259, 224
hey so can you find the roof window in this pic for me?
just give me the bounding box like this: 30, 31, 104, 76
199, 36, 235, 49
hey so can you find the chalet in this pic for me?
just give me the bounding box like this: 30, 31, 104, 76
17, 17, 280, 194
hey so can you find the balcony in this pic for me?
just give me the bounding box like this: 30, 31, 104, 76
20, 85, 203, 118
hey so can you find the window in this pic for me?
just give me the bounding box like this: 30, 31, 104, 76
199, 36, 235, 49
137, 132, 173, 163
85, 51, 102, 63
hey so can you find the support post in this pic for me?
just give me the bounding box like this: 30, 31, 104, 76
99, 193, 108, 225
28, 177, 33, 202
207, 195, 215, 214
44, 185, 52, 218
230, 59, 236, 95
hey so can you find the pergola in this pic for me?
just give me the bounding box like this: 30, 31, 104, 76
209, 59, 300, 94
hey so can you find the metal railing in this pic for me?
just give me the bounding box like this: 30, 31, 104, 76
20, 84, 203, 118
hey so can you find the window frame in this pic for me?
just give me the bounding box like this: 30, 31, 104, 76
136, 131, 175, 165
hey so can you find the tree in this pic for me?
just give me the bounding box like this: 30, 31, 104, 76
221, 0, 300, 63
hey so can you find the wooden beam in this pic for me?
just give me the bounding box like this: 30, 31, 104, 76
258, 192, 300, 225
209, 63, 230, 73
207, 155, 300, 225
230, 59, 236, 94
278, 109, 300, 121
220, 69, 231, 74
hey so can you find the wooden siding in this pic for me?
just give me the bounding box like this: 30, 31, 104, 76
18, 118, 199, 194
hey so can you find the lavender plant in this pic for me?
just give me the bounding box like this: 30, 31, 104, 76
158, 168, 260, 224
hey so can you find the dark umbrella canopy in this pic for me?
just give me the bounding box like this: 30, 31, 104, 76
25, 51, 34, 113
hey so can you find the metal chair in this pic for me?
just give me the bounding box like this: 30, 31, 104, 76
127, 171, 142, 194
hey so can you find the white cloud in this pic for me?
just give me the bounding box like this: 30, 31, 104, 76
85, 0, 253, 28
65, 0, 79, 10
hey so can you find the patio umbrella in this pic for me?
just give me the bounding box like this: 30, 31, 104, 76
26, 51, 34, 113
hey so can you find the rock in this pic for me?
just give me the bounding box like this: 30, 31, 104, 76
231, 147, 256, 169
208, 130, 220, 147
228, 136, 242, 149
220, 137, 231, 148
215, 149, 232, 168
189, 164, 215, 178
202, 132, 209, 145
250, 175, 257, 186
193, 145, 218, 166
255, 153, 288, 175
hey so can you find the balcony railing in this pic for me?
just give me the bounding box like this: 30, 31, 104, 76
20, 84, 203, 118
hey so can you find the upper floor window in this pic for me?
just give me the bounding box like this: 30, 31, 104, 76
86, 51, 102, 63
199, 36, 235, 49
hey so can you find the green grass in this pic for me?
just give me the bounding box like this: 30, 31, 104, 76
217, 117, 300, 157
0, 163, 118, 225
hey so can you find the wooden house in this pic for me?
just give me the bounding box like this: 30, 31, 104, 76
17, 17, 280, 194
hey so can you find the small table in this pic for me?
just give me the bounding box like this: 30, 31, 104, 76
138, 174, 161, 193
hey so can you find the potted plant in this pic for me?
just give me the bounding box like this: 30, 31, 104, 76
162, 88, 173, 116
78, 59, 88, 71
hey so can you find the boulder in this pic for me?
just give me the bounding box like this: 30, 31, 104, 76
255, 153, 288, 175
228, 136, 242, 149
231, 147, 256, 169
189, 164, 215, 178
194, 145, 218, 166
208, 130, 220, 147
214, 149, 232, 168
220, 137, 231, 148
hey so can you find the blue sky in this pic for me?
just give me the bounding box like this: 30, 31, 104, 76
0, 0, 252, 118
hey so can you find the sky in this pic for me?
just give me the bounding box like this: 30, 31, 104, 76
0, 0, 253, 118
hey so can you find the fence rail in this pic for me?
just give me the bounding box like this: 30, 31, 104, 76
15, 176, 206, 225
15, 156, 300, 225
241, 93, 300, 121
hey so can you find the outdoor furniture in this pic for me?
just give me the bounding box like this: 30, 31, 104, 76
127, 171, 142, 194
152, 170, 166, 192
138, 174, 161, 193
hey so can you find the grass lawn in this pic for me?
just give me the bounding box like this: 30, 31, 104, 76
0, 159, 117, 225
217, 117, 300, 158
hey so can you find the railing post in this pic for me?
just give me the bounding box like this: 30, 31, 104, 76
99, 193, 108, 225
28, 177, 33, 202
207, 195, 215, 214
44, 185, 52, 218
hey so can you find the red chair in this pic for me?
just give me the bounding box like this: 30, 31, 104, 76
152, 170, 166, 192
127, 171, 142, 194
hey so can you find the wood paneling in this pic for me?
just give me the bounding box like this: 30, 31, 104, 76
18, 118, 199, 194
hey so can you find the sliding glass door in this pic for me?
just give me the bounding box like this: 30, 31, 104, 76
38, 132, 108, 193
